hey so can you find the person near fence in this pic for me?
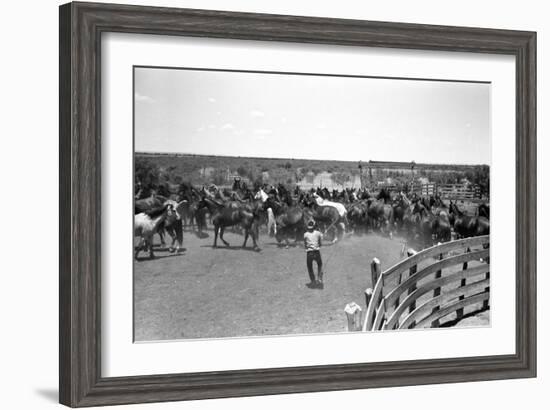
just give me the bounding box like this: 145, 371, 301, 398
304, 220, 324, 289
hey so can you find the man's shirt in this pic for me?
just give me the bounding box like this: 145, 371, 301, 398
304, 230, 322, 252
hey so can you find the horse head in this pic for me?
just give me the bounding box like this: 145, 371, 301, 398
449, 200, 462, 216
163, 199, 187, 221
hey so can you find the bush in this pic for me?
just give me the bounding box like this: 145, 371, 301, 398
135, 158, 160, 188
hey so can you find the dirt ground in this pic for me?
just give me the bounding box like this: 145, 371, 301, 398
134, 230, 406, 341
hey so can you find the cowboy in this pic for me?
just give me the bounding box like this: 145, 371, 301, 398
304, 220, 324, 289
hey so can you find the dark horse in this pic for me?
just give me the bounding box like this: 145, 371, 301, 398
264, 196, 306, 247
365, 198, 389, 233
346, 200, 369, 233
391, 193, 411, 232
134, 193, 168, 214
376, 188, 392, 204
477, 203, 490, 219
198, 196, 261, 250
449, 201, 490, 239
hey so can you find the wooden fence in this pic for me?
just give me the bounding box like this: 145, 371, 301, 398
344, 235, 490, 331
408, 183, 483, 200
437, 184, 481, 200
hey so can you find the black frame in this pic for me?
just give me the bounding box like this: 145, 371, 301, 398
59, 2, 536, 407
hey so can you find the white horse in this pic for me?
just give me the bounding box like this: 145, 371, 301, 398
134, 203, 180, 259
158, 199, 187, 253
255, 189, 277, 236
313, 193, 347, 217
254, 188, 268, 203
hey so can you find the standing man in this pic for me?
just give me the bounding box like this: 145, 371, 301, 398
304, 220, 324, 289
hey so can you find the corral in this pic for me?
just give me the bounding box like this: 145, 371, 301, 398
134, 228, 488, 341
133, 153, 490, 341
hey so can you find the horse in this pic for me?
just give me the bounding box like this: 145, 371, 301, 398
449, 201, 490, 239
135, 195, 186, 247
346, 201, 369, 234
134, 204, 179, 259
412, 201, 451, 247
376, 188, 392, 204
391, 193, 411, 232
197, 196, 261, 250
312, 193, 347, 219
365, 198, 388, 233
158, 199, 186, 253
134, 193, 168, 214
478, 203, 490, 219
264, 196, 306, 247
302, 195, 345, 243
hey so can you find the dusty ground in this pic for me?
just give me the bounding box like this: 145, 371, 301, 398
134, 230, 405, 341
134, 226, 489, 341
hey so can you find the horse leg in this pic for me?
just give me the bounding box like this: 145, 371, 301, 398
147, 238, 155, 259
219, 226, 230, 247
195, 213, 203, 237
135, 237, 145, 260
251, 222, 260, 251
331, 224, 338, 244
213, 225, 219, 248
166, 228, 176, 252
242, 227, 249, 248
338, 222, 346, 241
158, 230, 166, 248
170, 228, 182, 253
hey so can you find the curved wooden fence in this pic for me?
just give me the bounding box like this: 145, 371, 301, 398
345, 235, 490, 331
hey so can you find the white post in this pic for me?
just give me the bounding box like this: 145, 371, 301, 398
344, 302, 363, 331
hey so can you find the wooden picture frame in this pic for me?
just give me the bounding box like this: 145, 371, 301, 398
59, 1, 536, 407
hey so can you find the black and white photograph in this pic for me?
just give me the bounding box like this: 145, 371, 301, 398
133, 66, 491, 341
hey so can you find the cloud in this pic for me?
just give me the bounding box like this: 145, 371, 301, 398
316, 123, 327, 129
220, 123, 235, 131
208, 97, 217, 103
250, 109, 265, 118
135, 93, 155, 103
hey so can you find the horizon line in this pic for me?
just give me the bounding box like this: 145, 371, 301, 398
135, 150, 490, 168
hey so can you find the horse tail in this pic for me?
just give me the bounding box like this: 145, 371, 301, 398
267, 208, 277, 236
342, 213, 350, 230
174, 218, 183, 246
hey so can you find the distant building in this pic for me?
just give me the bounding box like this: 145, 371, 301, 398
297, 171, 361, 190
199, 167, 215, 178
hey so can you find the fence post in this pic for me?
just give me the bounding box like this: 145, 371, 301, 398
344, 302, 363, 331
363, 288, 374, 331
483, 270, 490, 310
407, 249, 418, 329
371, 258, 381, 288
365, 288, 373, 310
456, 247, 471, 320
431, 244, 443, 328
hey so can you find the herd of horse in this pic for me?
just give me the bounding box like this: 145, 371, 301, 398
133, 182, 490, 259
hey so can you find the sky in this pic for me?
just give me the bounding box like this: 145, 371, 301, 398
134, 67, 491, 165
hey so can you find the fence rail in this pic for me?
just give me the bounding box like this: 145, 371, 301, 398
345, 235, 490, 332
407, 183, 483, 200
